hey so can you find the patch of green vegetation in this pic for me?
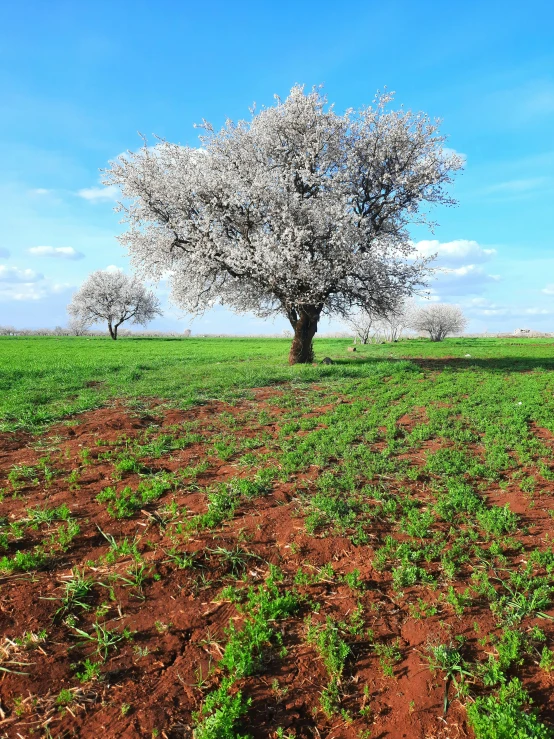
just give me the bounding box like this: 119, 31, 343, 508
306, 616, 351, 715
96, 471, 177, 518
193, 568, 298, 736
467, 679, 553, 738
193, 677, 251, 739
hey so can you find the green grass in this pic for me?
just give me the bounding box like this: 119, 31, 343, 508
3, 335, 554, 432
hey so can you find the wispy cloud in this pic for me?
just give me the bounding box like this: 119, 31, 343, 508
486, 80, 554, 127
462, 296, 554, 319
542, 284, 554, 295
483, 177, 550, 195
413, 239, 502, 299
0, 265, 44, 283
433, 264, 501, 295
521, 83, 554, 119
77, 185, 119, 202
28, 246, 85, 260
0, 281, 74, 302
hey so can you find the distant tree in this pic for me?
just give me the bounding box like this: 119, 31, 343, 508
346, 299, 414, 344
68, 270, 161, 340
104, 86, 462, 364
409, 303, 467, 341
377, 298, 416, 341
68, 316, 91, 336
345, 309, 377, 345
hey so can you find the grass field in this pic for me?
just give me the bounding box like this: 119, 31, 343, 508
2, 336, 554, 738
2, 336, 554, 432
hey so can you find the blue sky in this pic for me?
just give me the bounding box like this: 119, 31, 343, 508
1, 0, 553, 334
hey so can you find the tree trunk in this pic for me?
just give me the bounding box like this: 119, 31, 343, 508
108, 322, 117, 340
288, 306, 320, 365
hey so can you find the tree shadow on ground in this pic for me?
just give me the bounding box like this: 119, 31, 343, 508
329, 355, 554, 374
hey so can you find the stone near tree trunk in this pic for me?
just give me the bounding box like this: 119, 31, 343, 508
321, 357, 334, 365
347, 346, 357, 352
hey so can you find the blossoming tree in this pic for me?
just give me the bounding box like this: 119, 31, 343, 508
409, 303, 467, 341
68, 269, 161, 340
105, 86, 463, 363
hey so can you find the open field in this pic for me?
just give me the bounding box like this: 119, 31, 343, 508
2, 337, 554, 738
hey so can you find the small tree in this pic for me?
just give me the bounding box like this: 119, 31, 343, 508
68, 316, 91, 336
377, 298, 415, 341
68, 270, 161, 340
346, 299, 414, 344
345, 309, 377, 344
409, 303, 467, 341
104, 86, 462, 364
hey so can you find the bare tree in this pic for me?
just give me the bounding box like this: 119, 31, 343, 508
68, 270, 161, 340
68, 316, 91, 336
378, 298, 416, 341
409, 303, 467, 341
346, 299, 414, 343
345, 309, 377, 344
104, 85, 462, 364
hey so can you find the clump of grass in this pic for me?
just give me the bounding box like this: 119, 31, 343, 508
425, 643, 472, 713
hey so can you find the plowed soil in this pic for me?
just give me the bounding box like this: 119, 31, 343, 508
1, 389, 553, 739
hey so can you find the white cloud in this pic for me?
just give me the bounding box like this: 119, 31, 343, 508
413, 239, 500, 298
105, 264, 124, 273
542, 284, 554, 295
415, 239, 496, 265
440, 264, 500, 281
0, 265, 43, 283
29, 188, 51, 196
28, 246, 85, 260
77, 185, 119, 202
486, 81, 554, 127
0, 248, 9, 258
